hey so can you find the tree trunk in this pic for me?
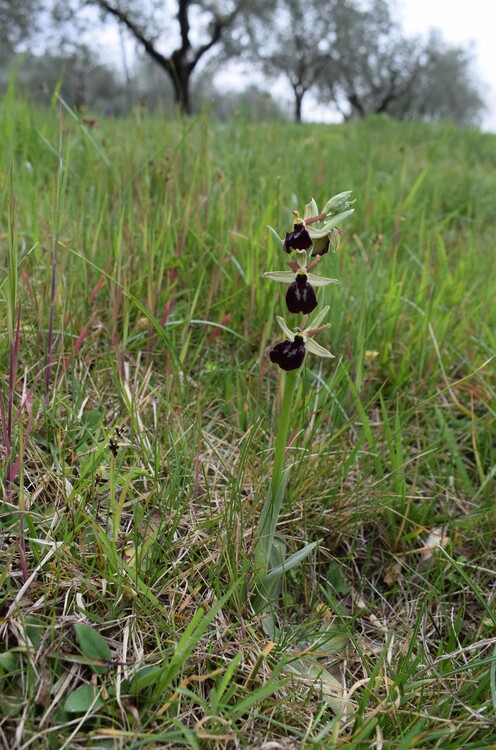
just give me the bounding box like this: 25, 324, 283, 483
348, 92, 366, 119
93, 0, 224, 116
293, 84, 305, 123
294, 93, 303, 122
169, 55, 192, 114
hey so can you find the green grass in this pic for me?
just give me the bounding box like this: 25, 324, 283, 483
1, 85, 495, 749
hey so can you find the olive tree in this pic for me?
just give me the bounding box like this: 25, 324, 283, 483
0, 0, 42, 61
248, 0, 334, 122
53, 0, 275, 114
386, 32, 485, 126
318, 0, 485, 125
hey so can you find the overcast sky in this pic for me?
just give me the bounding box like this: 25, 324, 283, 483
399, 0, 496, 130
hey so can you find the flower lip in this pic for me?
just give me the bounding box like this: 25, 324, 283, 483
283, 224, 312, 254
285, 274, 318, 314
269, 336, 306, 371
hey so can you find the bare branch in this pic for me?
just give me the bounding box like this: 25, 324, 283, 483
94, 0, 173, 73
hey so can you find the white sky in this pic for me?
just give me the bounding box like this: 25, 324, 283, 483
399, 0, 496, 130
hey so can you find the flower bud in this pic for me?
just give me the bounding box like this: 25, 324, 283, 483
321, 191, 354, 215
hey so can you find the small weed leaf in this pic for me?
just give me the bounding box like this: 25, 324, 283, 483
74, 622, 112, 674
0, 650, 18, 674
63, 684, 104, 714
80, 409, 103, 434
326, 562, 351, 596
128, 665, 163, 693
25, 615, 47, 648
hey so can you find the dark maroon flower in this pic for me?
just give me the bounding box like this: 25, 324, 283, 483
285, 274, 317, 314
269, 335, 306, 371
283, 223, 312, 253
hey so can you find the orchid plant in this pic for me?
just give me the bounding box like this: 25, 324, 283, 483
252, 192, 355, 612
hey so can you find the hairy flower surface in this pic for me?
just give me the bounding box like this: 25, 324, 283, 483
269, 336, 306, 371
285, 275, 317, 314
283, 220, 312, 253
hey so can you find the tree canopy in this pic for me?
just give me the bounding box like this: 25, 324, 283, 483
51, 0, 275, 114
249, 0, 333, 122
0, 0, 42, 60
0, 0, 487, 126
316, 1, 484, 126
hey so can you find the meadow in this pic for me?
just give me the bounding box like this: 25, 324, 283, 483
1, 85, 495, 749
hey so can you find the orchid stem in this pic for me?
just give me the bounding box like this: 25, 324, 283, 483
271, 369, 299, 499
253, 369, 299, 589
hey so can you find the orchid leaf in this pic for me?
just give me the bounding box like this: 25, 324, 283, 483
263, 542, 317, 583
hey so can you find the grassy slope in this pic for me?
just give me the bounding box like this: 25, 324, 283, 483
1, 89, 495, 749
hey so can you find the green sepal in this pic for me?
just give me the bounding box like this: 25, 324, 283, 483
263, 271, 295, 284
306, 272, 339, 287
305, 338, 334, 358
